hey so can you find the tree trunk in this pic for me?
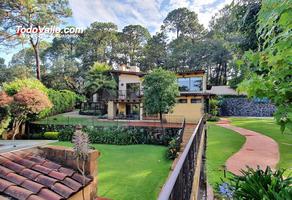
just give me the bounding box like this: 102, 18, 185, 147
30, 35, 41, 80
33, 44, 41, 80
159, 111, 164, 134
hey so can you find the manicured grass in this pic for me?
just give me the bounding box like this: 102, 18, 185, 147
50, 142, 172, 200
206, 123, 245, 187
35, 115, 124, 127
230, 117, 292, 176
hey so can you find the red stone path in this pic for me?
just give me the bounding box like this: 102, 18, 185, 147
217, 119, 280, 175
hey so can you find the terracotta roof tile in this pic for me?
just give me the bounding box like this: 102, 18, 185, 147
58, 167, 74, 176
42, 161, 61, 170
16, 158, 37, 168
4, 185, 34, 200
51, 183, 75, 198
32, 164, 53, 174
0, 165, 14, 176
38, 188, 63, 200
1, 152, 22, 162
0, 150, 92, 200
61, 177, 82, 192
48, 170, 67, 180
21, 179, 44, 193
35, 175, 58, 187
1, 159, 25, 173
27, 156, 46, 164
0, 177, 15, 192
72, 173, 91, 185
26, 195, 45, 200
6, 173, 27, 185
20, 168, 41, 180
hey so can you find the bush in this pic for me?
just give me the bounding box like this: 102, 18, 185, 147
220, 167, 292, 200
209, 98, 219, 116
30, 133, 44, 139
43, 132, 59, 140
166, 138, 180, 159
48, 89, 78, 115
58, 127, 75, 141
3, 78, 48, 96
207, 115, 220, 122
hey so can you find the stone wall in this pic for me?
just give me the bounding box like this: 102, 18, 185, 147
219, 96, 276, 117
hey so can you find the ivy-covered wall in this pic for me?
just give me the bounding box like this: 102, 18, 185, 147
219, 96, 276, 117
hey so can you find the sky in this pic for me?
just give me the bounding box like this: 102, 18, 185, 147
1, 0, 232, 64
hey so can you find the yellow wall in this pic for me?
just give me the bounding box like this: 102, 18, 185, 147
118, 103, 126, 114
168, 96, 204, 123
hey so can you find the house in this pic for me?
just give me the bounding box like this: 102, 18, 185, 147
106, 65, 209, 123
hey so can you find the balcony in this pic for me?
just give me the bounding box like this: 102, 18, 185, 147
110, 90, 143, 101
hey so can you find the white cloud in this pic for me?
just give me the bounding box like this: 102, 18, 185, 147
69, 0, 232, 33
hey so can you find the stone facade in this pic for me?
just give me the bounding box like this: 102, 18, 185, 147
219, 97, 276, 117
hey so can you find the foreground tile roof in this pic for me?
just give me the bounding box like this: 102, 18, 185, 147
0, 151, 92, 200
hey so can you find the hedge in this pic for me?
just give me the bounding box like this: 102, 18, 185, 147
28, 123, 184, 160
47, 89, 78, 115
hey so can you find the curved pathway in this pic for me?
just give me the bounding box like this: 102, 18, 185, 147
217, 119, 280, 175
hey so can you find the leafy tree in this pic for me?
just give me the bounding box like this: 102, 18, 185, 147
43, 35, 79, 90
119, 25, 150, 66
238, 0, 292, 132
76, 22, 118, 69
209, 0, 261, 87
0, 0, 72, 80
3, 78, 48, 96
142, 68, 179, 130
0, 88, 52, 139
84, 62, 116, 99
163, 7, 205, 40
142, 32, 167, 70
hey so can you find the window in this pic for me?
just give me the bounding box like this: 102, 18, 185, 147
178, 76, 203, 92
178, 99, 188, 103
191, 98, 202, 103
177, 78, 190, 91
190, 77, 202, 91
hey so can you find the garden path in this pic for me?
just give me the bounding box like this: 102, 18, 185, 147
216, 119, 279, 175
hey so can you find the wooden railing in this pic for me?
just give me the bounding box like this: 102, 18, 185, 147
158, 117, 207, 200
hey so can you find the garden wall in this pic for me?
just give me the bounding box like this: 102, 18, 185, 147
219, 96, 276, 117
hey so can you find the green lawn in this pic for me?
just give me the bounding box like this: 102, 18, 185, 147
50, 142, 171, 200
230, 117, 292, 176
35, 114, 124, 127
206, 123, 245, 187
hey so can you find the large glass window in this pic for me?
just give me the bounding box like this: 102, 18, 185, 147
190, 77, 203, 91
177, 78, 190, 91
177, 76, 203, 92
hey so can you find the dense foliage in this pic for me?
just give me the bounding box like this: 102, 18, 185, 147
0, 88, 52, 139
48, 89, 78, 115
43, 131, 60, 140
219, 167, 292, 200
238, 0, 292, 132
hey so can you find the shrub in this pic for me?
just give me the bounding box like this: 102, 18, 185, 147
166, 138, 180, 159
43, 132, 59, 140
48, 89, 78, 115
207, 115, 220, 122
58, 127, 75, 141
222, 167, 292, 200
3, 78, 48, 96
209, 98, 219, 117
30, 133, 44, 139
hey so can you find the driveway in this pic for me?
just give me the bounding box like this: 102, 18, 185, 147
0, 140, 57, 153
